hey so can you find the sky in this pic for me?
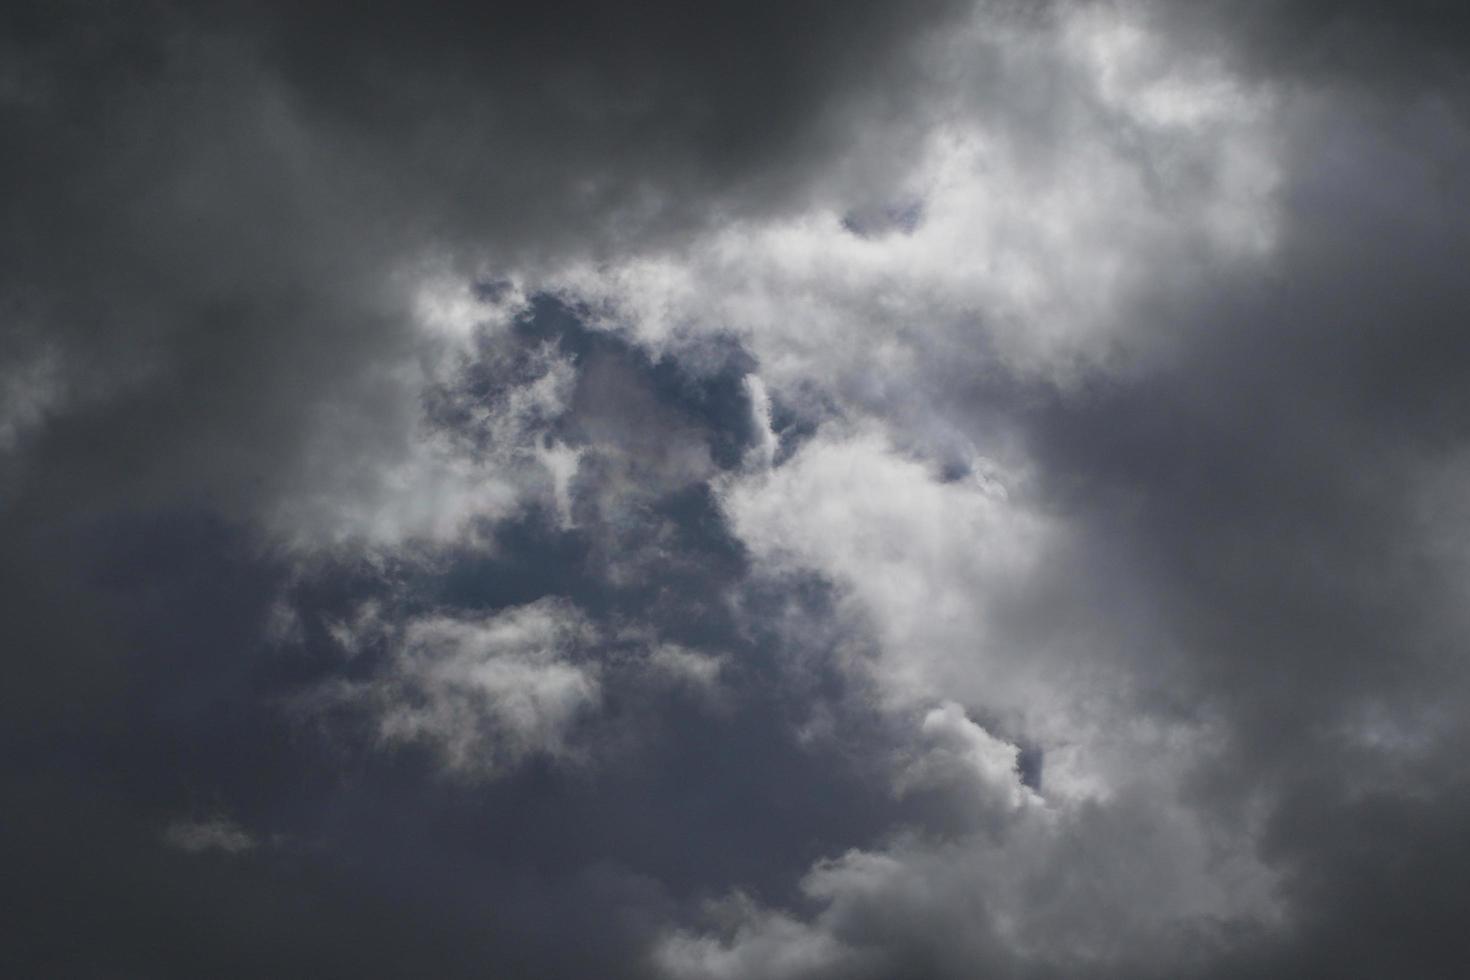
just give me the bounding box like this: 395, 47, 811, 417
4, 1, 1470, 977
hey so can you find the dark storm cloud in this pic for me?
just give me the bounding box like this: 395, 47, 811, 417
1156, 0, 1470, 86
0, 0, 964, 522
1, 0, 975, 966
10, 1, 1470, 978
0, 292, 907, 975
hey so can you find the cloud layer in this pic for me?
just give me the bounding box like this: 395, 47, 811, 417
6, 1, 1470, 977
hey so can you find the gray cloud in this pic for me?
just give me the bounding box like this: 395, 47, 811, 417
0, 0, 964, 534
7, 1, 1470, 977
163, 814, 259, 855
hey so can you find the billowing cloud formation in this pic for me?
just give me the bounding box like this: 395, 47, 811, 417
656, 701, 1277, 980
7, 1, 1470, 977
721, 424, 1052, 711
551, 0, 1278, 401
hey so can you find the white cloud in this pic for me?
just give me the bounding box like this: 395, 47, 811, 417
656, 894, 865, 980
538, 439, 583, 529
677, 421, 1282, 978
315, 598, 601, 777
646, 643, 725, 692
657, 709, 1278, 979
268, 291, 579, 551
897, 701, 1042, 812
542, 1, 1278, 425
714, 413, 1238, 810
719, 423, 1053, 718
409, 271, 529, 353
743, 373, 780, 470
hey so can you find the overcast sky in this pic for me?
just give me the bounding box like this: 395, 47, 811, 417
5, 2, 1470, 977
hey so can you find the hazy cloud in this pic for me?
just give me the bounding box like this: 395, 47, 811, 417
163, 815, 259, 856
312, 598, 601, 777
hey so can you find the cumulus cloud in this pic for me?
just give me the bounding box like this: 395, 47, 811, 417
656, 698, 1277, 980
896, 701, 1043, 811
720, 423, 1055, 718
656, 896, 862, 980
545, 0, 1279, 415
